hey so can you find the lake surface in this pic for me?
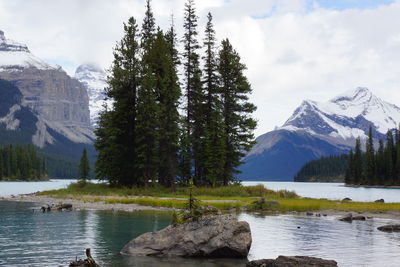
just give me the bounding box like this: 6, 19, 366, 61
0, 179, 77, 198
243, 181, 400, 202
1, 201, 400, 267
2, 180, 400, 202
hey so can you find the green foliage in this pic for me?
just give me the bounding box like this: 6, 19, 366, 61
346, 125, 400, 185
78, 148, 90, 182
0, 144, 46, 181
295, 154, 349, 182
94, 0, 256, 188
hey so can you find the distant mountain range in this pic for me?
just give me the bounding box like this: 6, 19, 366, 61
0, 30, 96, 176
239, 87, 400, 181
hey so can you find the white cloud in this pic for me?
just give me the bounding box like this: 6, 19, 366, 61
1, 0, 400, 136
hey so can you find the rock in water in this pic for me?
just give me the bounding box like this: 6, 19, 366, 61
377, 224, 400, 232
246, 256, 338, 267
120, 214, 251, 258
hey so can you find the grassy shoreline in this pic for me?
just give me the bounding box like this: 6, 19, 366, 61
35, 182, 400, 213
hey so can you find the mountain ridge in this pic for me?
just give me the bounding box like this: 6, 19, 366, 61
240, 87, 400, 181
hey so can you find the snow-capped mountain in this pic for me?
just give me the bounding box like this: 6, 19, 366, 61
0, 30, 60, 71
75, 64, 110, 127
240, 88, 400, 181
0, 30, 94, 163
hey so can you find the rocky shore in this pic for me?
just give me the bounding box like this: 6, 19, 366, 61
3, 194, 400, 220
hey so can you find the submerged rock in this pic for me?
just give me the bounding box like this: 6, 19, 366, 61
352, 215, 366, 221
377, 224, 400, 232
339, 213, 353, 222
246, 256, 338, 267
120, 214, 251, 258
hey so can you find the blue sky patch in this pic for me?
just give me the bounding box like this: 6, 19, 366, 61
315, 0, 396, 11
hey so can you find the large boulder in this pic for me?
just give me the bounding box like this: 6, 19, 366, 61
121, 214, 251, 258
246, 256, 338, 267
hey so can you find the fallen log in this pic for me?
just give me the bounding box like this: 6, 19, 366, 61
69, 248, 99, 267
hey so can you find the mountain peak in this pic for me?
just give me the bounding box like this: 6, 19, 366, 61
0, 30, 59, 71
331, 87, 373, 104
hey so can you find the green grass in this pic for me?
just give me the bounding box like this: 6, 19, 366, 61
38, 181, 297, 199
38, 182, 400, 213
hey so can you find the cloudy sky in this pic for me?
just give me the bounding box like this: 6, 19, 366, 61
1, 0, 400, 136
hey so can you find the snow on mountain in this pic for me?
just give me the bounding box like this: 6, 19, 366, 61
280, 87, 400, 141
240, 87, 400, 180
0, 30, 59, 71
75, 64, 110, 127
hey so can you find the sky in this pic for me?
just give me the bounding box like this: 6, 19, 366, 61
1, 0, 400, 136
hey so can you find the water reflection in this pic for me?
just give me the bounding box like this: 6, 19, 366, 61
1, 201, 400, 267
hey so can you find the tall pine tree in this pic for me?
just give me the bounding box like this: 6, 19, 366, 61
95, 17, 141, 186
202, 12, 225, 186
79, 148, 90, 182
181, 0, 205, 185
218, 39, 257, 185
365, 126, 375, 185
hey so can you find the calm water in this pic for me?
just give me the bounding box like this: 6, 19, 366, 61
1, 181, 400, 266
243, 181, 400, 203
0, 179, 77, 197
1, 180, 400, 203
1, 201, 400, 267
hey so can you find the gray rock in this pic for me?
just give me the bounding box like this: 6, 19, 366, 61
352, 215, 366, 221
342, 197, 352, 202
339, 213, 353, 222
374, 199, 384, 203
306, 212, 314, 216
246, 256, 338, 267
377, 224, 400, 232
121, 214, 251, 258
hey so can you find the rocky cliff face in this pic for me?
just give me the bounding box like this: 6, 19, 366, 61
0, 30, 93, 148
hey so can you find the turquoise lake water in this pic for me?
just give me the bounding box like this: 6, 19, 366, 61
1, 181, 400, 266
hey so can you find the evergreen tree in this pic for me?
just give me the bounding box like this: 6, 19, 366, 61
202, 12, 225, 186
218, 39, 257, 185
151, 30, 181, 187
385, 131, 395, 184
365, 126, 375, 184
79, 148, 90, 182
181, 0, 205, 185
353, 137, 363, 184
95, 17, 141, 186
376, 139, 385, 185
136, 67, 159, 185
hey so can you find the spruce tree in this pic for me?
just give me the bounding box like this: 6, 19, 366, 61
345, 150, 354, 184
95, 17, 141, 186
181, 0, 205, 185
365, 126, 375, 185
202, 12, 225, 186
376, 139, 385, 185
79, 148, 90, 182
353, 137, 363, 184
218, 39, 257, 185
150, 30, 181, 187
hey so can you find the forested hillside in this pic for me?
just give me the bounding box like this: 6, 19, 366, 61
294, 154, 348, 182
0, 144, 46, 181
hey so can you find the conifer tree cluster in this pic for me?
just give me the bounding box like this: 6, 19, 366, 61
95, 0, 256, 187
346, 126, 400, 185
0, 144, 46, 181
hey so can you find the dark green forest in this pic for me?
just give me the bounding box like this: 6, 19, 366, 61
95, 0, 257, 187
294, 154, 349, 182
0, 144, 47, 181
346, 126, 400, 186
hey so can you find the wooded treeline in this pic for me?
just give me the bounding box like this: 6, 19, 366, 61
0, 144, 46, 181
294, 154, 349, 182
95, 0, 256, 187
346, 126, 400, 186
